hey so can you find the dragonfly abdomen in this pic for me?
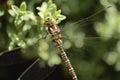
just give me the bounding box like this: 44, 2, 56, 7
57, 45, 78, 80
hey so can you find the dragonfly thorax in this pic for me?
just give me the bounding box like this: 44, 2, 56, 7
44, 18, 55, 27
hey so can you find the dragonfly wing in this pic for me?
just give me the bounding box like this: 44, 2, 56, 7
0, 47, 31, 66
17, 59, 56, 80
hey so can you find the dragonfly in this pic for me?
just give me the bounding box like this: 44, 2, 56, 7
43, 4, 120, 80
41, 6, 114, 80
44, 17, 78, 80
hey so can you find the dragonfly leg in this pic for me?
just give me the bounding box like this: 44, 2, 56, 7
43, 32, 50, 39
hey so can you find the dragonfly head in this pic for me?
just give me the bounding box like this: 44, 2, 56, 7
44, 18, 55, 27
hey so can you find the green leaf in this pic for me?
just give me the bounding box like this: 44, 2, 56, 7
55, 10, 61, 15
20, 1, 27, 11
37, 0, 66, 24
11, 5, 20, 16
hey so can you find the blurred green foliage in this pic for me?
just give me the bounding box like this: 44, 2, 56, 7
0, 0, 120, 80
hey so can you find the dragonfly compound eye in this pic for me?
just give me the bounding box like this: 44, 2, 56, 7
45, 18, 55, 27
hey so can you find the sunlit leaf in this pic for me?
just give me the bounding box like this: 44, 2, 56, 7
37, 0, 66, 24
